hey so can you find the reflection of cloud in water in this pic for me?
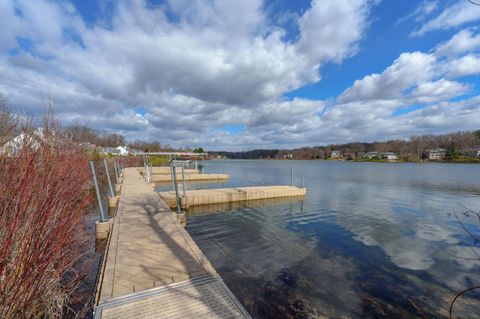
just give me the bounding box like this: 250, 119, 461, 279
323, 180, 479, 274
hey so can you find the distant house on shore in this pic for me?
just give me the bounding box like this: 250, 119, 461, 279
101, 147, 121, 156
364, 151, 379, 159
362, 151, 398, 160
381, 152, 399, 161
424, 148, 446, 160
330, 151, 341, 159
116, 145, 129, 156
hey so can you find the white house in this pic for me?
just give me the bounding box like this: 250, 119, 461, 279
364, 151, 380, 159
1, 128, 49, 155
331, 151, 341, 159
424, 148, 446, 160
116, 145, 129, 156
381, 152, 399, 161
100, 147, 121, 156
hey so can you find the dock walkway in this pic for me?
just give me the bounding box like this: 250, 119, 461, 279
94, 167, 250, 319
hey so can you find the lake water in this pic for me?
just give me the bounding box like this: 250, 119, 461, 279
170, 160, 480, 318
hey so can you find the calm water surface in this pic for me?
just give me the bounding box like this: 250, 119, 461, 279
173, 160, 480, 318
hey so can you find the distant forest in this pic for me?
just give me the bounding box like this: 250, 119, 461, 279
212, 130, 480, 161
64, 125, 480, 161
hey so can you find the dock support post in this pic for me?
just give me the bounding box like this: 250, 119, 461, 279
290, 166, 293, 186
89, 161, 107, 222
104, 158, 114, 197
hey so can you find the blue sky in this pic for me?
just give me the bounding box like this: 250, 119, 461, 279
1, 0, 480, 150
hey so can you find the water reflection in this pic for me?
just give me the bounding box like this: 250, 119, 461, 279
185, 160, 480, 318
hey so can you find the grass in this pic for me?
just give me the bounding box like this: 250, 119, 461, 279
149, 155, 169, 166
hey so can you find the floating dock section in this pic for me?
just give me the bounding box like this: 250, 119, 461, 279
159, 185, 306, 209
148, 167, 200, 174
94, 168, 250, 319
139, 167, 229, 182
151, 173, 229, 182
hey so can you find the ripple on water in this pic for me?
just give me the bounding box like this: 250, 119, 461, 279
183, 160, 480, 318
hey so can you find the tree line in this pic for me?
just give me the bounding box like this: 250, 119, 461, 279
213, 130, 480, 161
65, 125, 179, 152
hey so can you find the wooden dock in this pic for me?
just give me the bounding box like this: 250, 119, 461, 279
148, 167, 200, 174
94, 168, 250, 319
159, 185, 306, 209
151, 173, 229, 182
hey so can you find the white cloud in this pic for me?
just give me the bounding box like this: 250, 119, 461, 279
413, 1, 480, 36
446, 54, 480, 78
434, 28, 480, 57
0, 0, 479, 151
338, 52, 437, 103
396, 0, 438, 25
297, 0, 374, 64
409, 79, 471, 104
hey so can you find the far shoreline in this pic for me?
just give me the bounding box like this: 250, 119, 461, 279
209, 158, 480, 164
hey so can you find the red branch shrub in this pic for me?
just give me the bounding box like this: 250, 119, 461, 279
0, 123, 92, 318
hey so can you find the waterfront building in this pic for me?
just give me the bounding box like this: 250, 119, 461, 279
424, 148, 447, 160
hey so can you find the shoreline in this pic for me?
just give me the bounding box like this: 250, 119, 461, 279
210, 158, 480, 164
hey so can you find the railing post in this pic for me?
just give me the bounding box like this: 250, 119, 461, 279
149, 162, 152, 182
89, 160, 107, 222
171, 161, 182, 213
181, 162, 186, 197
113, 161, 119, 183
170, 165, 176, 191
103, 158, 114, 197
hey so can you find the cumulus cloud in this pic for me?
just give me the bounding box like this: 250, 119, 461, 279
338, 52, 437, 103
297, 0, 374, 64
409, 79, 471, 104
445, 54, 480, 78
0, 0, 479, 150
0, 0, 378, 147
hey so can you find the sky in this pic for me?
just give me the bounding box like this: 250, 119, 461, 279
0, 0, 480, 151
